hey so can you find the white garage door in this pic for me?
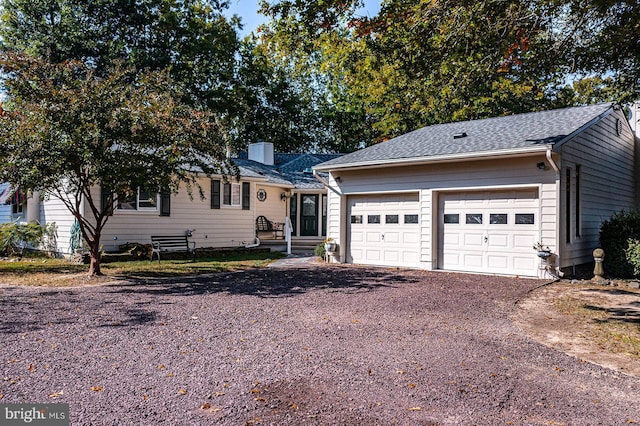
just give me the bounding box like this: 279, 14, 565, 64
439, 190, 540, 276
348, 194, 420, 268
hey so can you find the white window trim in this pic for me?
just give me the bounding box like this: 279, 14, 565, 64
116, 188, 159, 212
223, 182, 241, 207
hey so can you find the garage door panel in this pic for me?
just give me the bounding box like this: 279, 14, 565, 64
488, 234, 509, 248
403, 233, 420, 244
384, 232, 400, 243
351, 231, 364, 243
366, 232, 381, 243
513, 234, 535, 249
463, 254, 484, 267
440, 190, 539, 276
384, 251, 399, 262
464, 233, 484, 246
487, 255, 509, 269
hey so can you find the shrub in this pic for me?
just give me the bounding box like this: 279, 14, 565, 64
625, 239, 640, 277
314, 243, 326, 258
599, 210, 640, 278
0, 222, 55, 256
118, 242, 152, 259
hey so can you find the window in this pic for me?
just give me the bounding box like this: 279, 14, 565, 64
223, 183, 241, 206
385, 214, 399, 224
10, 190, 24, 215
443, 214, 459, 224
575, 165, 581, 237
489, 214, 508, 224
117, 188, 158, 211
515, 214, 535, 225
566, 168, 571, 243
404, 214, 419, 224
351, 215, 363, 224
466, 213, 483, 224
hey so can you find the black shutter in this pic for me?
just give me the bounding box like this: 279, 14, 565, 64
242, 182, 250, 210
101, 186, 113, 216
211, 179, 221, 209
159, 190, 171, 216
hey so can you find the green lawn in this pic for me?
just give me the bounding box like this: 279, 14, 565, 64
0, 251, 286, 286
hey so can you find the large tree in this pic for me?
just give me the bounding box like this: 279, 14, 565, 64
0, 54, 233, 275
259, 0, 640, 144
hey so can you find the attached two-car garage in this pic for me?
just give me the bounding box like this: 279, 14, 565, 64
346, 189, 540, 276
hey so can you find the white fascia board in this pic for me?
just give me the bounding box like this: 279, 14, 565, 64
313, 146, 551, 172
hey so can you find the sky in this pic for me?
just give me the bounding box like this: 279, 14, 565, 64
225, 0, 382, 35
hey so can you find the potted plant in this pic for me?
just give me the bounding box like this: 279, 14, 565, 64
533, 242, 552, 258
324, 237, 337, 253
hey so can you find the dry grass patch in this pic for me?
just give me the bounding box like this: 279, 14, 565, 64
553, 289, 640, 360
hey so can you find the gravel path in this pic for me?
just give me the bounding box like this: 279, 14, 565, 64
1, 264, 640, 425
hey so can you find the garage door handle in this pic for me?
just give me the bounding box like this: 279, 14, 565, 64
484, 236, 488, 243
381, 234, 384, 241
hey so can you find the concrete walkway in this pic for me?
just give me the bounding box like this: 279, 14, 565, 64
267, 254, 320, 268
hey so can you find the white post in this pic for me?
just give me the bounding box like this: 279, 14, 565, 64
285, 216, 293, 255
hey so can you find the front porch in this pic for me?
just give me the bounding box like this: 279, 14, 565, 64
258, 236, 322, 255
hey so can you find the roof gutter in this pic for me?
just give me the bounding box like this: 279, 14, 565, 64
314, 146, 550, 172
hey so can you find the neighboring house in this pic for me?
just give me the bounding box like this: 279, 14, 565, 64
314, 103, 639, 277
2, 142, 341, 255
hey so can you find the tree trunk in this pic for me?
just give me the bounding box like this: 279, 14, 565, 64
88, 241, 103, 276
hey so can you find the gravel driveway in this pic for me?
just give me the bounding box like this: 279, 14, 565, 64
1, 263, 639, 425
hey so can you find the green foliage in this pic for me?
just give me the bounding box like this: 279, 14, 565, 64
0, 222, 54, 256
314, 243, 326, 259
625, 239, 640, 278
599, 210, 640, 278
118, 242, 153, 260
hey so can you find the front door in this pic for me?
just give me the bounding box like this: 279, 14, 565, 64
301, 194, 318, 236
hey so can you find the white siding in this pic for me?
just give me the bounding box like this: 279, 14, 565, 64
94, 177, 258, 251
558, 109, 637, 269
328, 156, 558, 270
255, 185, 288, 223
40, 192, 77, 255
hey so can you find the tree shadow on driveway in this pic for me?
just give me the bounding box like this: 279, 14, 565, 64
105, 264, 419, 298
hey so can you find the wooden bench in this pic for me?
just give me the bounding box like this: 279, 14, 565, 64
256, 215, 284, 239
150, 235, 196, 262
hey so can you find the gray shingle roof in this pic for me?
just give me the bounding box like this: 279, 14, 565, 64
315, 104, 613, 169
234, 152, 342, 189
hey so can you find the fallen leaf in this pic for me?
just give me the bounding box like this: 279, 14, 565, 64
255, 397, 266, 402
166, 373, 175, 377
142, 395, 148, 401
408, 407, 421, 411
49, 390, 63, 398
291, 403, 298, 410
158, 364, 165, 369
91, 386, 103, 392
251, 388, 260, 394
28, 364, 35, 372
178, 389, 187, 395
214, 392, 225, 397
201, 402, 211, 409
408, 383, 416, 389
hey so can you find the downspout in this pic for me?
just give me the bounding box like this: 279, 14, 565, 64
546, 148, 564, 277
312, 170, 329, 187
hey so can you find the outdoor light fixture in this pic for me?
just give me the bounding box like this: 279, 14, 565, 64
281, 192, 287, 201
335, 176, 342, 183
537, 162, 546, 170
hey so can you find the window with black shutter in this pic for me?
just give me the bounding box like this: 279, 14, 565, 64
211, 179, 221, 209
242, 182, 250, 210
160, 191, 171, 216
